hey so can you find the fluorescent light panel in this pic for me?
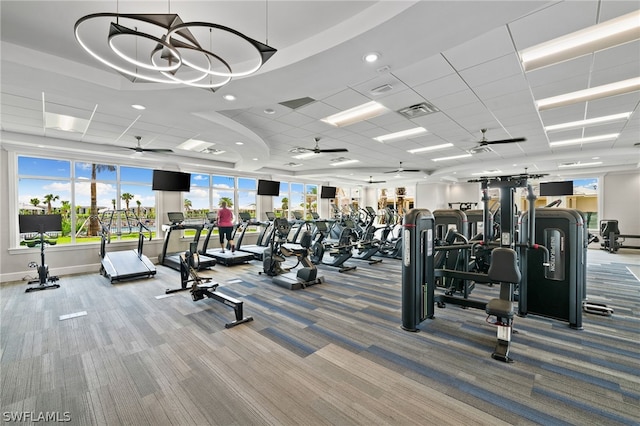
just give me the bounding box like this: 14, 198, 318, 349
559, 161, 603, 168
407, 143, 453, 154
549, 133, 619, 147
374, 127, 427, 142
544, 112, 632, 132
292, 152, 319, 159
177, 139, 214, 151
321, 101, 388, 127
520, 10, 640, 71
471, 170, 502, 176
537, 78, 640, 110
330, 159, 359, 166
44, 112, 89, 133
431, 153, 472, 162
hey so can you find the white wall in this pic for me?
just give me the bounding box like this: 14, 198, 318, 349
415, 181, 481, 211
601, 171, 640, 235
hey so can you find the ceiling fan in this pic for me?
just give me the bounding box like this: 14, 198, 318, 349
290, 137, 348, 154
126, 136, 173, 154
468, 128, 526, 153
366, 175, 386, 184
384, 161, 421, 174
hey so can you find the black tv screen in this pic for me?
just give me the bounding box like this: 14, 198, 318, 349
19, 214, 62, 233
540, 181, 573, 196
320, 186, 337, 199
257, 179, 280, 196
152, 170, 191, 192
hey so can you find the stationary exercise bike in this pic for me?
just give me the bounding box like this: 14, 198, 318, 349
19, 214, 62, 293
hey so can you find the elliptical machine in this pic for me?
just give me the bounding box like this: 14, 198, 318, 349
262, 217, 323, 290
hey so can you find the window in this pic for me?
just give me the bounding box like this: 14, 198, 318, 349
305, 184, 318, 219
274, 181, 289, 218
290, 183, 304, 220
187, 173, 210, 220
16, 156, 155, 246
238, 177, 257, 219
75, 162, 117, 243
18, 157, 71, 244
212, 174, 235, 213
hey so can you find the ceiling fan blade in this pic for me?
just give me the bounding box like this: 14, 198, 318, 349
384, 169, 400, 174
145, 148, 174, 153
484, 137, 526, 145
402, 169, 421, 172
318, 148, 349, 153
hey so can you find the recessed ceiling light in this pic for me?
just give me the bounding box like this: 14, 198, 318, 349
592, 157, 600, 160
321, 101, 388, 127
131, 104, 146, 110
520, 10, 640, 72
293, 152, 319, 160
330, 159, 359, 166
559, 161, 603, 168
177, 139, 214, 151
431, 153, 472, 162
549, 133, 619, 147
544, 112, 632, 132
407, 143, 453, 154
363, 52, 380, 63
374, 127, 427, 143
235, 141, 244, 145
44, 112, 89, 133
252, 158, 259, 161
223, 94, 236, 101
264, 108, 275, 114
536, 78, 640, 110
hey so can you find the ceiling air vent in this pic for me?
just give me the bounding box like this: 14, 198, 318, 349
370, 84, 393, 96
278, 97, 316, 110
397, 102, 439, 119
468, 146, 494, 154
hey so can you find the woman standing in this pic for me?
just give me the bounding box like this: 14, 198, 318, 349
217, 201, 235, 253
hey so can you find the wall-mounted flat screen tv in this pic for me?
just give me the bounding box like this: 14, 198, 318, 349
152, 170, 191, 192
320, 186, 337, 199
257, 179, 280, 196
540, 181, 573, 196
19, 214, 63, 233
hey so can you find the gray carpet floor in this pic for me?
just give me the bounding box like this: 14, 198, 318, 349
1, 247, 638, 425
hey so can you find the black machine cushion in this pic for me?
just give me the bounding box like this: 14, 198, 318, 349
300, 231, 312, 248
487, 248, 521, 284
486, 247, 521, 319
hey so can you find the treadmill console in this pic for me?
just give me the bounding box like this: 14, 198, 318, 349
167, 212, 185, 225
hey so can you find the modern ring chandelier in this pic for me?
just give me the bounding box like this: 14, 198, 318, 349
74, 5, 277, 90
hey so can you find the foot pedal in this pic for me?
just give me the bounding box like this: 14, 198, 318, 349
582, 301, 613, 316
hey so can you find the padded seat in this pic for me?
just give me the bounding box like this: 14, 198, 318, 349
485, 247, 520, 318
486, 298, 514, 318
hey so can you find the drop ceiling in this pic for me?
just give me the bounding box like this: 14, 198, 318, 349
1, 0, 638, 186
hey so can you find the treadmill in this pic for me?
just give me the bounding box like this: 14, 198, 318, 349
100, 222, 156, 283
236, 212, 275, 261
159, 212, 215, 271
199, 212, 254, 266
